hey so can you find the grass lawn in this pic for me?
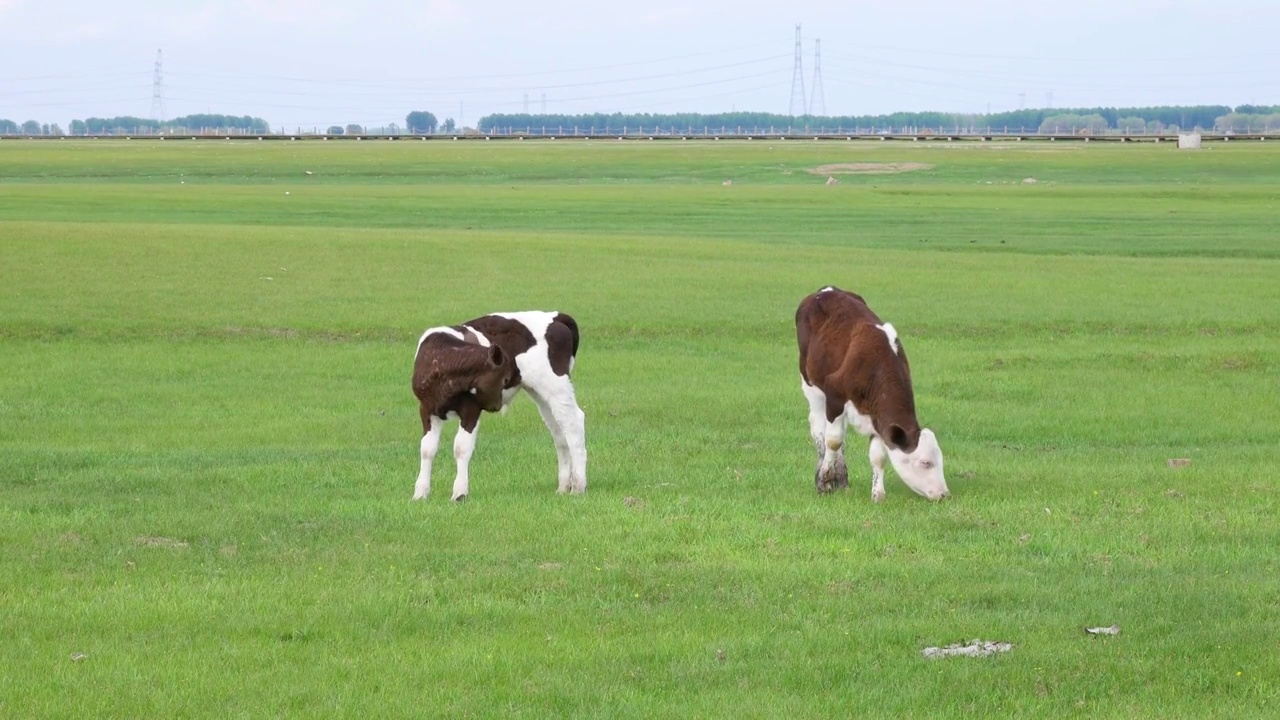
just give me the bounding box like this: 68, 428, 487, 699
1, 139, 1278, 717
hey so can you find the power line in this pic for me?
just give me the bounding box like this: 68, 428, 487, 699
163, 54, 789, 96
821, 39, 1280, 64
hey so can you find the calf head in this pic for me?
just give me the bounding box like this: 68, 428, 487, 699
470, 345, 512, 412
886, 427, 948, 500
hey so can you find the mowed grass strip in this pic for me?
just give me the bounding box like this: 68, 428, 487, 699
1, 141, 1278, 717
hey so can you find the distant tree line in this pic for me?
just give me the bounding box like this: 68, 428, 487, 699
1, 119, 65, 135
477, 105, 1279, 134
61, 114, 270, 135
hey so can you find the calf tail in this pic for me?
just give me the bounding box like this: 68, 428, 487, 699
555, 312, 581, 358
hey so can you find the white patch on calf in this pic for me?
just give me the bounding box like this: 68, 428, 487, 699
876, 323, 899, 355
462, 325, 492, 347
844, 401, 875, 437
416, 325, 464, 354
802, 379, 828, 452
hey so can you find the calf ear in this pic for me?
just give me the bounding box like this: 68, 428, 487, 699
488, 345, 506, 367
887, 424, 910, 451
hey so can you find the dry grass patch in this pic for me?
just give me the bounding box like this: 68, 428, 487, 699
808, 162, 934, 175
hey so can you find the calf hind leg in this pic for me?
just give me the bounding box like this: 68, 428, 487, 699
803, 380, 847, 493
526, 378, 587, 495
530, 392, 573, 494
553, 394, 587, 495
816, 403, 849, 494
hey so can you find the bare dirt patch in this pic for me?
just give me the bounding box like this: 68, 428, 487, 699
809, 162, 934, 175
134, 535, 189, 549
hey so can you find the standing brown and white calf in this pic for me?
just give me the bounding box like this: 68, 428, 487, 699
412, 311, 586, 501
796, 287, 949, 501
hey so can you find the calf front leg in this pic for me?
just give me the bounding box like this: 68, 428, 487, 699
412, 412, 444, 500
451, 402, 481, 502
869, 436, 888, 503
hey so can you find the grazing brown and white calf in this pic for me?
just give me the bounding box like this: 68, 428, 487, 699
796, 287, 949, 501
412, 311, 587, 501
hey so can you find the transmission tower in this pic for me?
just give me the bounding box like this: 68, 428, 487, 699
788, 25, 806, 117
150, 49, 165, 121
808, 39, 826, 116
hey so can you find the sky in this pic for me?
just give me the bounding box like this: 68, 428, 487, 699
2, 0, 1278, 130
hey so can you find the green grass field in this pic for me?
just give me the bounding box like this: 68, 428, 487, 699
2, 139, 1278, 717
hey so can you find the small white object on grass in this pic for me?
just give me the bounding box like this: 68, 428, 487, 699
922, 640, 1014, 659
1084, 625, 1121, 636
284, 191, 290, 195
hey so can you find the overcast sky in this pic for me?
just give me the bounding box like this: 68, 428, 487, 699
2, 0, 1277, 129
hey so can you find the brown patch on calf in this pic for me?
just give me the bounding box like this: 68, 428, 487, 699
412, 332, 512, 431
546, 313, 580, 376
